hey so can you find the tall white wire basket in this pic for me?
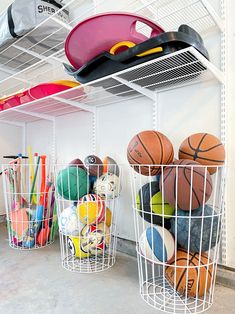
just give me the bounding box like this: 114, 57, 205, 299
54, 163, 122, 273
2, 158, 57, 250
130, 163, 225, 314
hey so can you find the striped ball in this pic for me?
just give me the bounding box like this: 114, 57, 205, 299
139, 226, 175, 263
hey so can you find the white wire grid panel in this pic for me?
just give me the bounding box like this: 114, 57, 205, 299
54, 164, 122, 273
2, 162, 57, 250
0, 47, 224, 124
130, 164, 225, 313
0, 0, 223, 97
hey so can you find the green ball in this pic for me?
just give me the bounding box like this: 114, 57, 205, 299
57, 167, 89, 201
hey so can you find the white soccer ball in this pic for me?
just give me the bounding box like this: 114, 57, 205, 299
59, 206, 82, 236
93, 172, 121, 199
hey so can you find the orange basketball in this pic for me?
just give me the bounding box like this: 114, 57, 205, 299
127, 130, 174, 176
165, 248, 213, 297
179, 133, 225, 174
160, 159, 212, 210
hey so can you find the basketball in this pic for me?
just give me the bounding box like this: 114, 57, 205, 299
160, 159, 212, 210
179, 133, 225, 174
84, 155, 103, 177
165, 248, 213, 297
80, 223, 111, 255
67, 236, 90, 258
69, 158, 86, 170
171, 205, 219, 253
94, 173, 121, 199
56, 166, 89, 201
136, 181, 175, 228
103, 156, 120, 176
127, 130, 174, 176
59, 205, 82, 236
77, 194, 105, 225
139, 226, 175, 263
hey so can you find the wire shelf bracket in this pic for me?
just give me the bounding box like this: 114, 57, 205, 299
12, 108, 55, 122
52, 96, 96, 113
113, 76, 156, 100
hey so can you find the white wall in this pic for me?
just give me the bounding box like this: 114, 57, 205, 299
226, 0, 235, 268
0, 123, 22, 214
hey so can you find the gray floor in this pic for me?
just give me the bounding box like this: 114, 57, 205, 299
0, 224, 234, 314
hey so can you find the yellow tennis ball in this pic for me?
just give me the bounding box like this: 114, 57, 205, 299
67, 236, 90, 258
77, 201, 105, 225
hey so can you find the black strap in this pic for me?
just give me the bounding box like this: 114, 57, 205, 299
41, 0, 69, 16
41, 0, 63, 9
7, 4, 19, 38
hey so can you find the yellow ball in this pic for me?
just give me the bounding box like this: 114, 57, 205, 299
105, 208, 112, 227
67, 236, 90, 258
77, 201, 105, 225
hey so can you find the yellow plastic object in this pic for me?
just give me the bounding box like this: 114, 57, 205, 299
110, 41, 163, 57
51, 80, 80, 88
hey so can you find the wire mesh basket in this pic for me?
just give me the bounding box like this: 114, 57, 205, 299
130, 163, 225, 314
2, 156, 57, 250
54, 162, 122, 273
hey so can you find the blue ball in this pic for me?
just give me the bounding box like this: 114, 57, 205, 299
139, 226, 175, 263
89, 175, 97, 193
171, 205, 220, 253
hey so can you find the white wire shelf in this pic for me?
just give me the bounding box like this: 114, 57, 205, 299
0, 0, 223, 97
0, 47, 224, 125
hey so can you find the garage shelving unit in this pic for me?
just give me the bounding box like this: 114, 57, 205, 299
0, 0, 226, 262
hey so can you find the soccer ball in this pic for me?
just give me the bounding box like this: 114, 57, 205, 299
59, 206, 82, 236
93, 173, 121, 199
80, 222, 111, 255
67, 236, 90, 258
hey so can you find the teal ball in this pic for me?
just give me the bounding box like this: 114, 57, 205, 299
57, 167, 89, 201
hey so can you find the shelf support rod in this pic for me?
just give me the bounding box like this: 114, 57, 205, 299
12, 108, 55, 121
22, 123, 26, 156
113, 76, 156, 100
52, 96, 96, 113
201, 0, 225, 32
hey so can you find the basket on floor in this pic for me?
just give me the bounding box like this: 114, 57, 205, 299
130, 163, 225, 314
54, 163, 122, 273
2, 157, 57, 250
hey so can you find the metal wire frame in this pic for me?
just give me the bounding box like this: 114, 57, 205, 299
0, 0, 223, 96
0, 47, 224, 126
2, 162, 57, 250
54, 163, 122, 273
130, 164, 225, 313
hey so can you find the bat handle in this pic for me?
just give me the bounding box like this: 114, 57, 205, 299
39, 155, 47, 205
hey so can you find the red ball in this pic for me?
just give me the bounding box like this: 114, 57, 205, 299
69, 158, 86, 171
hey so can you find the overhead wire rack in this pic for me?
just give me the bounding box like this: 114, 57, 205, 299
0, 0, 224, 99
